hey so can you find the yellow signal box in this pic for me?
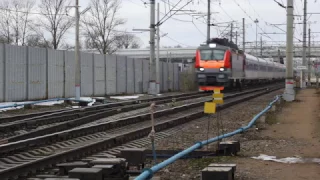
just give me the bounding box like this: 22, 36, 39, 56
204, 102, 216, 114
203, 88, 224, 114
213, 93, 224, 104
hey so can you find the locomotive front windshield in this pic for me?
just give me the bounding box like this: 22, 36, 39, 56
200, 49, 225, 61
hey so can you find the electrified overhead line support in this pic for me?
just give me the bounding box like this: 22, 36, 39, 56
283, 0, 295, 102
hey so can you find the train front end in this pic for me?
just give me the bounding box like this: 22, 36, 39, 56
195, 43, 231, 91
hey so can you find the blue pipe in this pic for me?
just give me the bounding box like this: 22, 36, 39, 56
0, 98, 93, 109
135, 95, 281, 180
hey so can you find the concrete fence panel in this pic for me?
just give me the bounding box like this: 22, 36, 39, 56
93, 54, 105, 96
5, 45, 28, 101
0, 44, 5, 101
173, 63, 180, 91
134, 59, 143, 93
47, 49, 64, 98
126, 57, 135, 94
162, 62, 168, 92
28, 47, 47, 100
64, 51, 76, 98
168, 62, 174, 91
105, 55, 117, 95
116, 56, 127, 94
0, 44, 188, 102
159, 61, 164, 92
142, 60, 150, 93
80, 52, 94, 96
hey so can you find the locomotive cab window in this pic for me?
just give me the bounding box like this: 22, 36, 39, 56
200, 49, 226, 60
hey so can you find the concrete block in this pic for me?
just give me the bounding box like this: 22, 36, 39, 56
92, 165, 114, 176
208, 164, 236, 179
90, 158, 126, 175
120, 148, 146, 168
201, 167, 233, 180
217, 141, 240, 155
36, 175, 62, 178
57, 161, 89, 175
69, 168, 102, 180
90, 158, 125, 166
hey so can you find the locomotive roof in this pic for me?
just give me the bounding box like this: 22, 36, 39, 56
197, 43, 287, 68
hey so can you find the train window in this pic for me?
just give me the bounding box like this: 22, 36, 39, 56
200, 49, 226, 60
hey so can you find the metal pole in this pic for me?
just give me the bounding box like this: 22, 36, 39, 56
260, 36, 262, 57
255, 19, 258, 56
316, 61, 319, 89
235, 31, 238, 46
243, 18, 245, 51
230, 23, 233, 42
75, 0, 81, 101
283, 0, 295, 102
302, 0, 307, 88
149, 0, 156, 95
207, 0, 210, 43
308, 27, 311, 85
156, 3, 160, 94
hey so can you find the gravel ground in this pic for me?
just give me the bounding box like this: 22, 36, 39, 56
140, 89, 284, 180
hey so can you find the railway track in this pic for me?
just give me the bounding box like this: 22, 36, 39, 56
0, 92, 209, 142
0, 84, 283, 180
0, 91, 203, 125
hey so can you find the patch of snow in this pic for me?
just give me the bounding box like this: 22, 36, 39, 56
110, 95, 141, 100
34, 100, 65, 106
0, 102, 25, 112
251, 154, 320, 164
94, 97, 106, 99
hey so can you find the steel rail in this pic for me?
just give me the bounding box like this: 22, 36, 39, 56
0, 85, 283, 180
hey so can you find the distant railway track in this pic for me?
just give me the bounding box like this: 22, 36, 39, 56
0, 91, 204, 125
0, 84, 283, 180
0, 92, 209, 142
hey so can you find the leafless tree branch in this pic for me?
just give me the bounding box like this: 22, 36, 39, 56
38, 0, 73, 49
82, 0, 125, 54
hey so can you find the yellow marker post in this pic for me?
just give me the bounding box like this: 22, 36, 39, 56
204, 102, 216, 114
213, 88, 224, 104
203, 88, 224, 114
213, 93, 224, 104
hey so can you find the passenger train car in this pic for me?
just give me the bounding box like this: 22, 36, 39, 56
195, 38, 296, 91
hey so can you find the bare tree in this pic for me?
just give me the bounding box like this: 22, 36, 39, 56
82, 0, 125, 54
38, 0, 73, 49
0, 1, 14, 44
115, 33, 142, 49
26, 34, 52, 48
131, 41, 141, 49
10, 0, 36, 45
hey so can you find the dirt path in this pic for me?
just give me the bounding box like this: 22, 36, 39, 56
235, 89, 320, 180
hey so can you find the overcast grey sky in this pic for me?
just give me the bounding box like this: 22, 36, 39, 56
58, 0, 320, 48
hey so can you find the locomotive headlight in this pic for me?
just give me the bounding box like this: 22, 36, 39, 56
219, 67, 225, 71
199, 67, 204, 71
